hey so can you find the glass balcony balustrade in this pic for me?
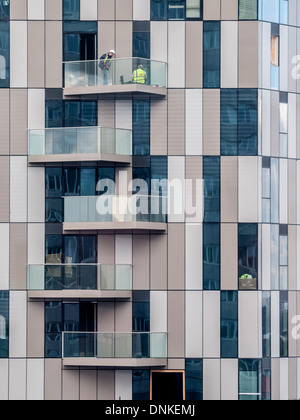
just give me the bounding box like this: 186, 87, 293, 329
28, 264, 132, 292
62, 332, 167, 360
28, 126, 132, 162
63, 58, 167, 95
64, 195, 168, 226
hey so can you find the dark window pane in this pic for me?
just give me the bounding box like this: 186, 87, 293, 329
151, 156, 168, 196
280, 292, 288, 357
45, 198, 64, 224
64, 168, 80, 196
221, 90, 238, 156
0, 291, 9, 358
221, 291, 238, 358
64, 33, 81, 62
45, 100, 63, 128
45, 302, 63, 358
133, 99, 150, 156
132, 167, 151, 195
238, 224, 258, 288
80, 236, 97, 264
64, 236, 80, 264
262, 292, 271, 358
185, 359, 203, 400
63, 0, 80, 20
203, 156, 220, 222
80, 168, 96, 196
46, 168, 63, 198
0, 21, 9, 88
203, 223, 220, 290
203, 21, 220, 88
45, 235, 63, 264
168, 0, 185, 20
133, 32, 150, 59
64, 303, 80, 331
133, 370, 150, 400
132, 291, 150, 332
151, 0, 168, 20
81, 101, 97, 126
64, 101, 81, 127
238, 90, 258, 156
97, 167, 115, 196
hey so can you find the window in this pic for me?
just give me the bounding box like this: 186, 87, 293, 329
203, 223, 220, 290
46, 100, 98, 128
185, 359, 203, 401
63, 21, 97, 62
0, 21, 9, 88
270, 25, 280, 90
133, 32, 150, 59
203, 157, 220, 223
133, 370, 150, 400
221, 89, 258, 156
133, 98, 150, 156
150, 0, 202, 20
45, 302, 95, 358
279, 225, 288, 290
279, 92, 288, 157
238, 224, 258, 290
239, 359, 271, 401
0, 0, 9, 20
239, 0, 258, 20
221, 291, 238, 358
203, 21, 220, 89
262, 292, 271, 358
0, 291, 9, 358
259, 0, 289, 24
132, 291, 150, 358
280, 291, 288, 357
45, 167, 115, 224
239, 359, 261, 401
63, 0, 80, 20
262, 158, 271, 223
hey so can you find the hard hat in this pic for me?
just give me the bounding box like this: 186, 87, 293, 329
138, 65, 144, 69
110, 50, 116, 55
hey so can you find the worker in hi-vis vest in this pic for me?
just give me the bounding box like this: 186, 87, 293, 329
98, 49, 116, 85
132, 65, 147, 84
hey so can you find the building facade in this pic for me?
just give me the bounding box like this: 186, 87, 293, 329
1, 0, 300, 400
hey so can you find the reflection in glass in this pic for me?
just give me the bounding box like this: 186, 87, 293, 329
185, 359, 203, 401
133, 370, 150, 400
239, 0, 258, 20
203, 223, 220, 290
203, 21, 220, 88
239, 359, 261, 401
238, 224, 258, 287
0, 291, 9, 358
221, 291, 238, 358
203, 157, 220, 222
262, 292, 271, 358
0, 21, 9, 88
280, 292, 288, 357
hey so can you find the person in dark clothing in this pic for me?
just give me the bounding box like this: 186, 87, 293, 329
98, 50, 116, 85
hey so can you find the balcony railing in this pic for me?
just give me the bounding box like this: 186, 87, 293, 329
63, 195, 168, 228
63, 58, 167, 95
28, 264, 132, 291
28, 126, 132, 163
62, 332, 167, 360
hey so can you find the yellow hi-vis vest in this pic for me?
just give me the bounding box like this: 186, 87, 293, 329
133, 69, 146, 84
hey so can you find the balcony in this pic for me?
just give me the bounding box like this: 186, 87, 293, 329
27, 264, 132, 300
63, 195, 168, 232
28, 127, 132, 164
63, 58, 167, 97
62, 332, 167, 368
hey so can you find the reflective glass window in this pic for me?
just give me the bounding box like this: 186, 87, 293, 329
221, 90, 238, 156
280, 0, 288, 24
0, 0, 9, 20
260, 0, 280, 23
203, 223, 220, 290
203, 21, 220, 89
221, 291, 238, 358
151, 156, 168, 197
262, 292, 271, 358
168, 0, 185, 20
133, 32, 150, 59
63, 0, 80, 20
186, 0, 202, 19
185, 359, 203, 400
0, 291, 9, 358
280, 291, 288, 357
238, 224, 258, 287
239, 0, 258, 20
239, 359, 262, 401
151, 0, 168, 20
132, 291, 150, 332
203, 156, 220, 223
133, 370, 150, 400
133, 99, 150, 156
45, 301, 63, 358
0, 21, 9, 88
238, 90, 258, 156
